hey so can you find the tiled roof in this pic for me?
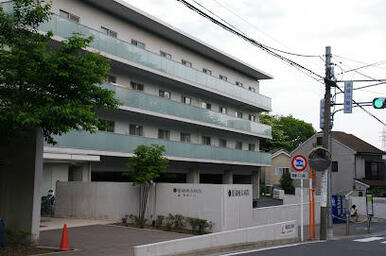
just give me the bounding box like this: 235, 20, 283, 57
330, 131, 384, 154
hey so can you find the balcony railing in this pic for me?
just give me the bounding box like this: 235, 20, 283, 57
48, 131, 271, 165
37, 14, 272, 110
104, 83, 271, 138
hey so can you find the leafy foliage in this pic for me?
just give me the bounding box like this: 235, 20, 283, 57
0, 0, 119, 144
260, 114, 316, 152
127, 144, 169, 186
126, 144, 168, 224
280, 171, 295, 194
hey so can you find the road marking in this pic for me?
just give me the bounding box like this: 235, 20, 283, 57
381, 241, 386, 244
353, 237, 384, 242
219, 241, 325, 256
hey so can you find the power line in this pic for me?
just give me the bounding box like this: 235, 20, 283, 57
178, 0, 384, 126
335, 60, 386, 76
333, 54, 386, 70
210, 0, 324, 59
334, 82, 385, 126
176, 0, 324, 83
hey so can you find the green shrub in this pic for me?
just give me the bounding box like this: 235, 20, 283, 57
128, 214, 147, 228
173, 214, 185, 229
165, 214, 175, 231
155, 215, 164, 228
187, 217, 213, 234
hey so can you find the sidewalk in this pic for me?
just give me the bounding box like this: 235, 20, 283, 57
300, 218, 386, 241
40, 217, 116, 231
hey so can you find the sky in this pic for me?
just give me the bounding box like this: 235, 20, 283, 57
123, 0, 386, 150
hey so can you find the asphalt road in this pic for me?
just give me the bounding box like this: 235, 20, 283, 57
39, 224, 191, 256
220, 235, 386, 256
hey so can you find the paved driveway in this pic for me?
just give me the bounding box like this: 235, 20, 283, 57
39, 224, 192, 256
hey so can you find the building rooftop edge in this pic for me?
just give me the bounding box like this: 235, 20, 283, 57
83, 0, 273, 80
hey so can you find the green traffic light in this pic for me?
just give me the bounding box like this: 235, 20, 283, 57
373, 98, 385, 109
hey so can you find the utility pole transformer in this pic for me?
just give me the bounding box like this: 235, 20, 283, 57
320, 46, 333, 240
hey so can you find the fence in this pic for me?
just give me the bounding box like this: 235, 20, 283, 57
351, 196, 386, 219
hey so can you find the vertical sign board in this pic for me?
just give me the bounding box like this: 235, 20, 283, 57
290, 155, 307, 242
320, 99, 325, 129
366, 194, 374, 217
344, 81, 353, 113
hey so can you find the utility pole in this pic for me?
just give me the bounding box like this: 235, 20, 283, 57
321, 46, 333, 240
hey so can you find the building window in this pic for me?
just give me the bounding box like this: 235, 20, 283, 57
248, 143, 255, 151
331, 161, 338, 172
59, 9, 79, 23
101, 26, 117, 38
106, 74, 116, 84
275, 167, 289, 176
181, 96, 191, 104
202, 136, 211, 146
248, 86, 256, 92
181, 59, 192, 67
236, 81, 243, 87
131, 39, 145, 49
158, 129, 170, 140
248, 114, 256, 122
235, 111, 243, 119
219, 74, 227, 81
131, 81, 144, 91
160, 51, 172, 59
129, 124, 143, 136
219, 106, 227, 114
180, 133, 191, 143
203, 68, 212, 75
219, 139, 227, 148
97, 119, 114, 132
201, 102, 211, 110
236, 141, 243, 150
159, 89, 171, 99
365, 161, 380, 179
316, 137, 323, 146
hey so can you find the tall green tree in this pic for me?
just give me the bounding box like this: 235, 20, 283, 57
126, 144, 169, 227
0, 0, 119, 144
260, 114, 316, 152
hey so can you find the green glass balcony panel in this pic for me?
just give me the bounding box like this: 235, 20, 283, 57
103, 84, 271, 137
49, 131, 271, 165
37, 14, 271, 110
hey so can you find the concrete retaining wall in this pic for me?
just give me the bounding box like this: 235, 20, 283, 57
351, 196, 386, 219
55, 182, 253, 232
133, 220, 297, 256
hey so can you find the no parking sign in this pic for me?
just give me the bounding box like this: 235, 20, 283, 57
290, 155, 307, 179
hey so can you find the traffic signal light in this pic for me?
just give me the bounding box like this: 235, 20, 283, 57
373, 97, 386, 109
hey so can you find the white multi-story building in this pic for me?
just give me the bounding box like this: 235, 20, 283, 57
40, 0, 273, 198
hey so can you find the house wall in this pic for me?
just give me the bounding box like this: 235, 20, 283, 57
351, 196, 386, 219
292, 135, 356, 195
263, 153, 290, 186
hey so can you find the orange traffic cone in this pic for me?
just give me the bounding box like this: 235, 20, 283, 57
59, 224, 70, 251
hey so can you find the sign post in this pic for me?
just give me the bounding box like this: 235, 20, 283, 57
366, 194, 374, 233
291, 155, 308, 242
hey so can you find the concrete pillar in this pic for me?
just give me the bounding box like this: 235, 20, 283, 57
0, 129, 43, 239
186, 169, 200, 183
252, 167, 262, 199
222, 170, 233, 184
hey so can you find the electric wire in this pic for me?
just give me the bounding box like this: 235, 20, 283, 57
209, 0, 323, 59
335, 60, 386, 76
176, 0, 324, 83
178, 0, 384, 126
334, 82, 385, 126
